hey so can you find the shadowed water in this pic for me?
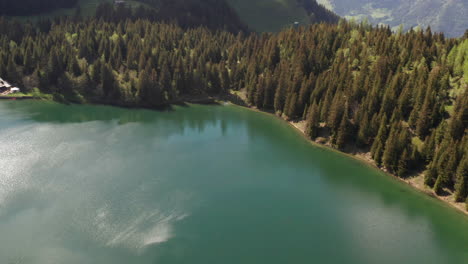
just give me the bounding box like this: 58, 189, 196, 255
0, 101, 467, 264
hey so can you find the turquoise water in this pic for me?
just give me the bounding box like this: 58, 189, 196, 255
0, 101, 467, 264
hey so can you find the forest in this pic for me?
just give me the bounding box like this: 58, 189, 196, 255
111, 0, 248, 32
297, 0, 338, 24
0, 3, 467, 211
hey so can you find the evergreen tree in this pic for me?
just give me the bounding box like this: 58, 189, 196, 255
138, 68, 151, 104
335, 107, 350, 150
455, 157, 468, 202
357, 113, 370, 147
6, 57, 19, 84
101, 62, 118, 100
397, 149, 410, 177
305, 102, 319, 140
382, 125, 399, 173
371, 116, 388, 166
425, 164, 438, 187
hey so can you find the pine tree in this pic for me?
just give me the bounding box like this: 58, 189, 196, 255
382, 124, 399, 173
433, 144, 457, 194
46, 51, 62, 85
434, 172, 448, 195
159, 64, 172, 98
371, 116, 388, 166
91, 59, 102, 84
253, 77, 264, 108
101, 62, 118, 100
422, 131, 436, 163
6, 57, 19, 84
397, 149, 410, 177
305, 102, 319, 140
69, 56, 81, 77
327, 94, 344, 131
357, 113, 370, 147
274, 82, 286, 114
335, 107, 350, 150
23, 49, 34, 75
285, 93, 298, 119
416, 93, 434, 138
138, 68, 151, 105
425, 164, 438, 187
149, 68, 164, 106
454, 157, 468, 202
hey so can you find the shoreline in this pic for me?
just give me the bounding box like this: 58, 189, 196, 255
0, 96, 38, 100
223, 93, 468, 217
287, 118, 468, 217
3, 92, 467, 217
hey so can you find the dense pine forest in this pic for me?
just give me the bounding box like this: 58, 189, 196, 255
297, 0, 338, 24
0, 2, 467, 211
117, 0, 248, 32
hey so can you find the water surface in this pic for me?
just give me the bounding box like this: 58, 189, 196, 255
0, 101, 467, 264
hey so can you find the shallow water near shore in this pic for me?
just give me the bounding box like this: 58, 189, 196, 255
0, 100, 467, 264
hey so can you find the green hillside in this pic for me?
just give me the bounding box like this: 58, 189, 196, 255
226, 0, 338, 32
227, 0, 311, 32
11, 0, 150, 22
17, 0, 298, 31
7, 0, 337, 33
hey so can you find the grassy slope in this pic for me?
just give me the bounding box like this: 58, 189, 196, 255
11, 0, 150, 22
226, 0, 311, 32
10, 0, 313, 32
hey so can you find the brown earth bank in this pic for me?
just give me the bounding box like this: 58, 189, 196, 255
223, 90, 468, 217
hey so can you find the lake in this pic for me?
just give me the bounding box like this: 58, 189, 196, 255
0, 100, 467, 264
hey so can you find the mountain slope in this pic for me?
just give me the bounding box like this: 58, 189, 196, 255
136, 0, 249, 32
227, 0, 338, 32
1, 0, 337, 33
318, 0, 468, 37
3, 0, 248, 33
3, 0, 152, 19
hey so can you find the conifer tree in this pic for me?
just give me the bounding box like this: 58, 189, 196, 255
101, 62, 116, 99
305, 102, 319, 140
397, 149, 410, 177
425, 164, 438, 187
455, 157, 468, 202
357, 113, 370, 147
6, 57, 19, 84
91, 59, 102, 85
274, 82, 286, 114
371, 116, 388, 165
382, 125, 399, 172
138, 67, 152, 105
335, 107, 350, 150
